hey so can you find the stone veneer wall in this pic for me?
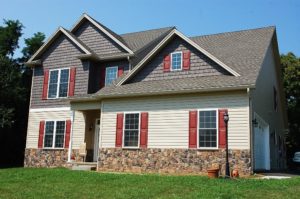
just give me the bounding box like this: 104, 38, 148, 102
24, 148, 81, 168
98, 148, 251, 175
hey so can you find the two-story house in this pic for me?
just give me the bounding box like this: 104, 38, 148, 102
24, 13, 287, 175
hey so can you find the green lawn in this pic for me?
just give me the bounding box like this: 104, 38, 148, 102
0, 168, 299, 199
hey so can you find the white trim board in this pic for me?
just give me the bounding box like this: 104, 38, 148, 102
70, 13, 134, 55
117, 29, 240, 86
27, 27, 92, 63
29, 107, 71, 112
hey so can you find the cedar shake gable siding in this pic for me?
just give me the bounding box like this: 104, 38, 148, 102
129, 36, 231, 83
74, 20, 127, 56
30, 34, 89, 108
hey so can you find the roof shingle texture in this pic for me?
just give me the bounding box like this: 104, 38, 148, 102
67, 21, 275, 100
88, 26, 275, 98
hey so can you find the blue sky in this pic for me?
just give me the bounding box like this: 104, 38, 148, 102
1, 0, 299, 57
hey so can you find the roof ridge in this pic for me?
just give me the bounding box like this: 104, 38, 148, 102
190, 26, 275, 39
121, 26, 176, 36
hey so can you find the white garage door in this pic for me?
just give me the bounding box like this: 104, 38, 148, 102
254, 114, 270, 170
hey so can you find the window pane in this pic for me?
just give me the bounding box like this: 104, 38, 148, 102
125, 113, 139, 130
124, 130, 139, 147
59, 69, 69, 97
55, 121, 65, 148
48, 70, 58, 98
199, 110, 217, 148
105, 67, 118, 86
171, 52, 182, 70
44, 121, 54, 147
199, 129, 217, 148
199, 111, 216, 129
124, 113, 139, 147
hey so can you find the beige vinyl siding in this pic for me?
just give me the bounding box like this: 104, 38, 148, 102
26, 108, 72, 148
26, 109, 85, 149
101, 92, 250, 149
72, 111, 85, 149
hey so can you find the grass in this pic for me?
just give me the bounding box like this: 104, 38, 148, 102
0, 168, 299, 199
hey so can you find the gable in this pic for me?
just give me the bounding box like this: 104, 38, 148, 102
41, 34, 85, 65
73, 20, 127, 56
128, 35, 231, 83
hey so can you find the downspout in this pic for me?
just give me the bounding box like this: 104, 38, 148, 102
247, 88, 254, 174
68, 110, 75, 162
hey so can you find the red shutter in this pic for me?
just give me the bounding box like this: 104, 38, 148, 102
183, 50, 191, 70
218, 109, 228, 148
68, 68, 76, 97
42, 70, 49, 100
140, 112, 149, 148
115, 113, 124, 147
189, 110, 197, 148
65, 120, 71, 148
38, 121, 45, 148
163, 54, 171, 72
118, 66, 124, 77
100, 67, 106, 88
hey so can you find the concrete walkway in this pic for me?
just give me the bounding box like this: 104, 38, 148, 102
258, 171, 300, 179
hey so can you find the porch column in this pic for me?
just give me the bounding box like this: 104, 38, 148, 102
68, 110, 75, 162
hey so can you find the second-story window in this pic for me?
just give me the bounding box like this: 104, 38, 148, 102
48, 68, 69, 99
171, 52, 182, 71
105, 66, 118, 86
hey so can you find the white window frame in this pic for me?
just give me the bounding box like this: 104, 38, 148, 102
43, 120, 66, 149
105, 66, 118, 86
170, 51, 183, 71
47, 68, 70, 99
197, 108, 219, 150
122, 112, 141, 149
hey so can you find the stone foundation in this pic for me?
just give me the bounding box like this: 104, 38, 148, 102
24, 148, 81, 168
98, 148, 251, 176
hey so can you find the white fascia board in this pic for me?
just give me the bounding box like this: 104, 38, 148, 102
117, 29, 240, 86
28, 28, 61, 62
117, 29, 176, 86
174, 30, 240, 77
59, 27, 91, 54
28, 27, 91, 63
71, 14, 134, 55
29, 107, 71, 112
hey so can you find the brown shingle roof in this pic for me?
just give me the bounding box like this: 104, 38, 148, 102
69, 25, 276, 101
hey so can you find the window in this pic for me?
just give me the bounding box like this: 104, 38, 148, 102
123, 113, 140, 148
171, 52, 182, 71
105, 66, 118, 86
44, 121, 66, 148
48, 68, 69, 98
199, 110, 218, 148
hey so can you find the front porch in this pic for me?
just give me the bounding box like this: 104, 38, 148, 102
69, 101, 102, 165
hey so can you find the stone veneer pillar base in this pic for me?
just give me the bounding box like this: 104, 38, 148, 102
98, 148, 252, 176
24, 148, 80, 168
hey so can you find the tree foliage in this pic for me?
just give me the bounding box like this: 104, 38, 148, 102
281, 52, 300, 153
21, 32, 45, 61
0, 20, 23, 57
0, 19, 44, 167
